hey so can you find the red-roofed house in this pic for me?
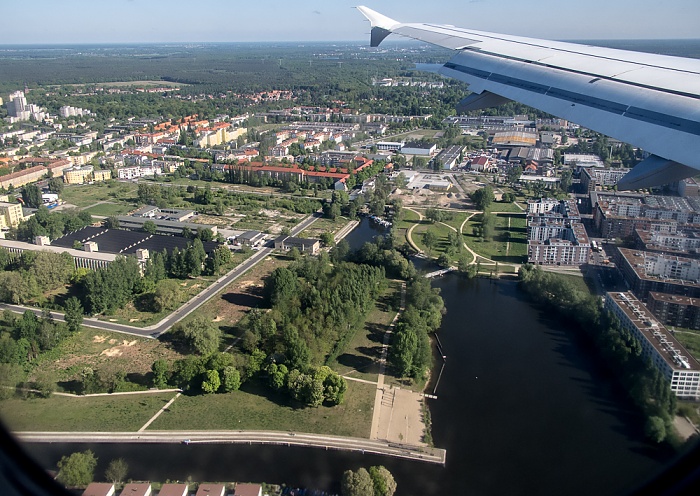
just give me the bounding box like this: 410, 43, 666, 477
195, 484, 225, 496
157, 483, 189, 496
82, 483, 115, 496
234, 483, 263, 496
119, 483, 151, 496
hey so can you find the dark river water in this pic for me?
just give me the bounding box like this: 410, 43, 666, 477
20, 219, 677, 495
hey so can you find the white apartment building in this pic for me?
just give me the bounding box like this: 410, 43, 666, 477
605, 292, 700, 399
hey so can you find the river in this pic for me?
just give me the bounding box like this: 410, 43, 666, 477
20, 219, 675, 494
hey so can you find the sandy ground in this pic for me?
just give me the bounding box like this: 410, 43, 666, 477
373, 386, 427, 445
674, 415, 699, 440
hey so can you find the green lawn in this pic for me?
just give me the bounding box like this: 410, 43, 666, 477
83, 202, 134, 217
299, 216, 351, 239
148, 380, 376, 438
548, 272, 591, 294
463, 212, 527, 263
491, 202, 525, 213
0, 392, 176, 431
61, 182, 138, 208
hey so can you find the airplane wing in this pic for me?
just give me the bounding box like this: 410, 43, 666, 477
357, 6, 700, 190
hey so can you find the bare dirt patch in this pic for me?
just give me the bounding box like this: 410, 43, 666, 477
196, 256, 287, 328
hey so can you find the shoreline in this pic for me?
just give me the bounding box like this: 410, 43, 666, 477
16, 430, 447, 465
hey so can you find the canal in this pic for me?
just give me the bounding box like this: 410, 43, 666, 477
20, 219, 675, 494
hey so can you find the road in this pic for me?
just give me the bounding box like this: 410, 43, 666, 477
15, 430, 446, 465
0, 212, 322, 339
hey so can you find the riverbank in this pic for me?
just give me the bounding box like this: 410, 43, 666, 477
16, 430, 446, 465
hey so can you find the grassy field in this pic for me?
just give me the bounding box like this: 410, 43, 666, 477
61, 182, 138, 208
299, 216, 351, 239
83, 202, 134, 217
549, 272, 591, 293
463, 212, 527, 263
148, 380, 376, 438
491, 202, 525, 213
0, 392, 176, 431
29, 326, 184, 392
333, 280, 401, 383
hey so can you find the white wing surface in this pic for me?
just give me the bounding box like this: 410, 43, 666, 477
357, 6, 700, 189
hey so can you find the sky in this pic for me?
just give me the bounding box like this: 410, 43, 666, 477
2, 0, 698, 44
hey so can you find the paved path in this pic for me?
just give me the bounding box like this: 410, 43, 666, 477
369, 281, 430, 449
404, 207, 424, 253
16, 430, 446, 465
138, 392, 181, 432
0, 213, 321, 339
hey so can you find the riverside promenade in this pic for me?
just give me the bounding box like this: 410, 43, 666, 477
16, 430, 446, 465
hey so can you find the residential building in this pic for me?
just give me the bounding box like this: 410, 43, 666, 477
157, 484, 189, 496
617, 248, 700, 301
158, 483, 189, 496
0, 201, 24, 229
634, 228, 700, 258
82, 483, 116, 496
234, 483, 263, 496
648, 292, 700, 331
63, 165, 95, 185
195, 484, 226, 496
119, 483, 151, 496
527, 198, 589, 265
580, 167, 631, 193
605, 292, 700, 399
0, 164, 47, 190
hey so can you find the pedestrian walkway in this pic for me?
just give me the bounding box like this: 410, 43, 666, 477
138, 392, 181, 432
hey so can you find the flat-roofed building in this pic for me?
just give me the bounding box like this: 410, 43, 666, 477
617, 248, 700, 301
527, 198, 589, 265
401, 141, 436, 156
63, 165, 95, 185
0, 201, 24, 228
274, 235, 320, 254
580, 167, 630, 193
648, 292, 700, 331
605, 292, 700, 399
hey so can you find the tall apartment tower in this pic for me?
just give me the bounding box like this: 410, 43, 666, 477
6, 91, 27, 117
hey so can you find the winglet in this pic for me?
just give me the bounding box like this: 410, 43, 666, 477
357, 6, 400, 47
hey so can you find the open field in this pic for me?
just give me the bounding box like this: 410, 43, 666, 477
189, 255, 289, 340
30, 327, 185, 392
0, 393, 176, 431
463, 212, 527, 263
61, 182, 138, 208
299, 216, 351, 239
148, 380, 376, 438
83, 202, 134, 217
674, 330, 700, 360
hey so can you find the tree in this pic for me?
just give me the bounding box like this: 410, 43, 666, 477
471, 185, 494, 211
201, 369, 221, 394
105, 216, 120, 229
151, 359, 170, 388
105, 458, 128, 485
341, 468, 375, 496
175, 316, 222, 355
22, 184, 42, 209
422, 229, 437, 256
56, 450, 97, 488
320, 231, 335, 247
394, 172, 408, 189
142, 220, 158, 234
645, 416, 667, 443
48, 177, 65, 194
222, 366, 241, 392
64, 297, 84, 333
153, 279, 181, 312
369, 466, 397, 496
506, 165, 523, 186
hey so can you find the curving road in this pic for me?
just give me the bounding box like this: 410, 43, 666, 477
0, 213, 322, 339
